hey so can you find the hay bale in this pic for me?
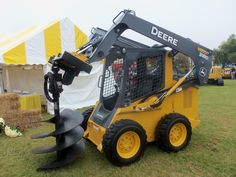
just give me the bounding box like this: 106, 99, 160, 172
0, 93, 42, 131
0, 93, 20, 111
0, 93, 19, 100
1, 110, 26, 131
20, 110, 42, 129
1, 110, 42, 131
10, 101, 20, 110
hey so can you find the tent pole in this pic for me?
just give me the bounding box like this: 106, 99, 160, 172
0, 64, 4, 93
5, 66, 11, 92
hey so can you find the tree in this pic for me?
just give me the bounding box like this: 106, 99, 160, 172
214, 34, 236, 66
229, 52, 236, 63
173, 53, 191, 77
174, 53, 190, 68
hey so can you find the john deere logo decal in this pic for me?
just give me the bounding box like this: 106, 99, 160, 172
199, 67, 207, 77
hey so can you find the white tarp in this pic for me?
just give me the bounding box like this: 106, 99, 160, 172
2, 65, 44, 94
47, 62, 103, 114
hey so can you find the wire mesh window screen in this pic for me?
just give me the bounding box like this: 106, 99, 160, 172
125, 56, 164, 101
102, 58, 124, 97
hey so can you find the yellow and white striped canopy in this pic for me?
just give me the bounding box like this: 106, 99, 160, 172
0, 18, 87, 65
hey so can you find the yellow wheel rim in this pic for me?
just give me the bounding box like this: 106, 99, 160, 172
116, 131, 141, 159
169, 123, 187, 147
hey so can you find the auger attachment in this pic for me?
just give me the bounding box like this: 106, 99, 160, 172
32, 109, 85, 170
31, 52, 92, 171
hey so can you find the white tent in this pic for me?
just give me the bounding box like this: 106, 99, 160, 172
0, 18, 103, 113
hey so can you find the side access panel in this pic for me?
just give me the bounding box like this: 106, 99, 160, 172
171, 86, 199, 128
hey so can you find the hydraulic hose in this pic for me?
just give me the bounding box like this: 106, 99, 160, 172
44, 72, 56, 103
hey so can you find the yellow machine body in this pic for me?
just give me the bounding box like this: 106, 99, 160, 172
208, 66, 223, 80
223, 67, 234, 78
84, 53, 199, 152
32, 10, 213, 169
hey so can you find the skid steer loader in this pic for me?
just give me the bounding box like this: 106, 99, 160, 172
208, 66, 224, 86
32, 10, 212, 170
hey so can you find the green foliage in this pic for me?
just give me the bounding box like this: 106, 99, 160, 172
174, 53, 190, 69
229, 52, 236, 63
173, 53, 191, 78
214, 34, 236, 66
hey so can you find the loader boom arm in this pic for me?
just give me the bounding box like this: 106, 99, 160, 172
88, 10, 212, 85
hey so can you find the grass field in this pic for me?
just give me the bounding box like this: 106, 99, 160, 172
0, 80, 235, 177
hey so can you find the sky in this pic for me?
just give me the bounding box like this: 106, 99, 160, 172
0, 0, 235, 49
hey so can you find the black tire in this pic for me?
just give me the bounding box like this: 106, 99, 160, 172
156, 113, 192, 152
102, 119, 147, 166
217, 78, 224, 86
81, 107, 94, 130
